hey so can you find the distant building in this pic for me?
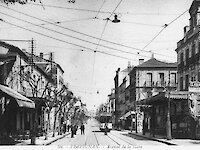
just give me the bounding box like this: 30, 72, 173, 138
129, 57, 177, 133
174, 0, 200, 139
114, 62, 133, 129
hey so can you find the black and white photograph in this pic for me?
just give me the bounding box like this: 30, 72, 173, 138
0, 0, 200, 149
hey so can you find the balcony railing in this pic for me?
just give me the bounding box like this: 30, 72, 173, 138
143, 81, 177, 88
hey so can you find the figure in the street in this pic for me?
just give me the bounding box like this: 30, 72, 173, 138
71, 125, 75, 138
104, 123, 108, 135
74, 125, 78, 135
67, 120, 70, 132
80, 123, 85, 135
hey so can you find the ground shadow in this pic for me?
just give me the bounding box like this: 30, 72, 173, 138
92, 130, 102, 133
190, 141, 200, 144
122, 133, 154, 141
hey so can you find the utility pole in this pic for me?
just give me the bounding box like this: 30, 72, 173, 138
166, 70, 172, 140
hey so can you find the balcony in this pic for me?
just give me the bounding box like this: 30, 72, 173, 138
143, 81, 154, 87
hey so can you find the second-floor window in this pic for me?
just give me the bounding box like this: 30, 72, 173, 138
180, 77, 183, 91
146, 73, 152, 86
186, 49, 189, 65
159, 73, 164, 86
180, 52, 183, 63
185, 74, 189, 91
170, 73, 176, 86
192, 44, 195, 57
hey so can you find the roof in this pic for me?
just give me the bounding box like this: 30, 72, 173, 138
0, 41, 54, 84
25, 52, 64, 73
137, 91, 188, 105
135, 58, 177, 69
189, 0, 200, 14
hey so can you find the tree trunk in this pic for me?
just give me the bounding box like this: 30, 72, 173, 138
31, 110, 37, 145
45, 112, 50, 140
52, 111, 57, 137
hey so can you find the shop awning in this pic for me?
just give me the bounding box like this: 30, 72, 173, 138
124, 111, 135, 118
137, 91, 189, 106
165, 91, 189, 99
0, 84, 35, 108
120, 111, 135, 120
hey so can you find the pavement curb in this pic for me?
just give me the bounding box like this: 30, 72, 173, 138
43, 133, 70, 146
128, 132, 177, 145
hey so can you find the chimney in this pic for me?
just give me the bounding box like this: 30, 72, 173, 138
128, 61, 131, 68
151, 53, 154, 58
21, 49, 26, 53
49, 52, 54, 61
39, 52, 43, 59
139, 59, 144, 65
184, 26, 189, 35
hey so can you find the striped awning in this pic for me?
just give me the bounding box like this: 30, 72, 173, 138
0, 84, 35, 108
165, 91, 189, 99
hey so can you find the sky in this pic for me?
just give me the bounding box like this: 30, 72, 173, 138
0, 0, 194, 110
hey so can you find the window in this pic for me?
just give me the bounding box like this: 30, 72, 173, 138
180, 77, 183, 91
185, 74, 189, 91
186, 49, 189, 65
180, 53, 184, 63
170, 73, 176, 86
146, 73, 152, 86
159, 73, 164, 86
192, 44, 195, 57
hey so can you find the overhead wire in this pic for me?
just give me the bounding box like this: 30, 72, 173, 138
0, 4, 176, 59
143, 9, 189, 50
27, 2, 187, 16
0, 11, 149, 58
0, 17, 94, 29
0, 18, 136, 61
0, 5, 153, 56
94, 0, 106, 18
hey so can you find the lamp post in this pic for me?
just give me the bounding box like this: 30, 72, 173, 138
166, 89, 172, 140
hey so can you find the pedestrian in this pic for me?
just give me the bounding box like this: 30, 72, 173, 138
80, 123, 85, 135
67, 120, 70, 132
71, 125, 75, 138
74, 125, 78, 135
104, 123, 108, 135
63, 122, 67, 133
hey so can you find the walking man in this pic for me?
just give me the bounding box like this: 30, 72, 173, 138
80, 123, 85, 135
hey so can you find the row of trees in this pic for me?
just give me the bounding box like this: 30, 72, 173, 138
6, 52, 87, 144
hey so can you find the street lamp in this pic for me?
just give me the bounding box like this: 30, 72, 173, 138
112, 14, 120, 23
166, 90, 172, 140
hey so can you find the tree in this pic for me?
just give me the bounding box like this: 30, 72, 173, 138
7, 61, 53, 144
48, 86, 73, 137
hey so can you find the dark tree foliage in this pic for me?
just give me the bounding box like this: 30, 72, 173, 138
1, 0, 75, 5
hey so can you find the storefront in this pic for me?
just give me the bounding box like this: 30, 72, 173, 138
137, 91, 199, 139
0, 84, 35, 139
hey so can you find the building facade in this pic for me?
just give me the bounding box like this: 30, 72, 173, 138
175, 0, 200, 139
129, 57, 177, 134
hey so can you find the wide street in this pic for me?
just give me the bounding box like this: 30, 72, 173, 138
50, 118, 167, 147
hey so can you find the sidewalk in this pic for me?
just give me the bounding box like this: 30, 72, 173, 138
16, 132, 70, 146
128, 131, 200, 146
